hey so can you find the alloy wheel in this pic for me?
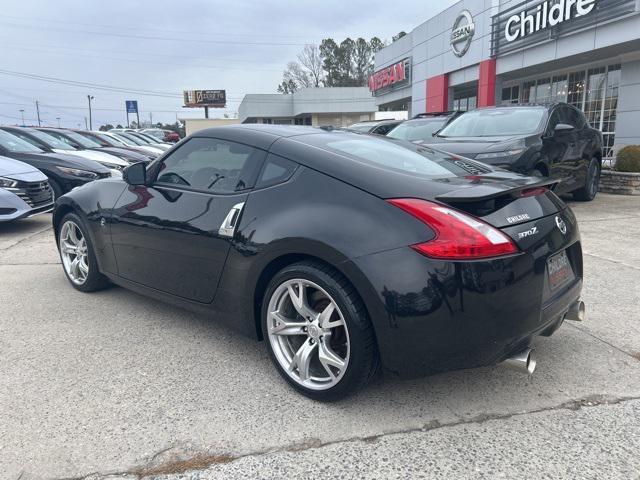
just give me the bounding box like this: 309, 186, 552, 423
266, 279, 350, 391
59, 220, 89, 285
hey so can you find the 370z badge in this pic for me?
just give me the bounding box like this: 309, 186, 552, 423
518, 226, 538, 239
555, 216, 567, 235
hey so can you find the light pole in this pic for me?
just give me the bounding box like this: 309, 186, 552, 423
87, 95, 94, 130
56, 117, 61, 128
35, 101, 41, 127
19, 109, 25, 126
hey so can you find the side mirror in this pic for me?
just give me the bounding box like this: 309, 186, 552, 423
123, 162, 147, 186
554, 123, 575, 134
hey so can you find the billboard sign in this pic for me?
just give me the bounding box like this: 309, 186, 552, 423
183, 90, 226, 108
125, 100, 138, 114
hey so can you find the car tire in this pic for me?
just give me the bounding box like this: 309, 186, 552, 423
573, 157, 600, 201
262, 261, 379, 401
49, 178, 63, 201
57, 212, 110, 292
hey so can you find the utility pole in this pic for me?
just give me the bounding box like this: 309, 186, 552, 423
56, 117, 61, 128
19, 109, 25, 126
87, 95, 94, 130
84, 117, 88, 130
35, 101, 42, 127
149, 112, 153, 126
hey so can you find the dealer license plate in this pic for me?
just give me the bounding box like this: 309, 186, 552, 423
547, 250, 574, 291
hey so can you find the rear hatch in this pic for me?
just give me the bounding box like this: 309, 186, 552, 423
433, 172, 581, 299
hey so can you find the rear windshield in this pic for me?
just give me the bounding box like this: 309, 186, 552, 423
387, 119, 447, 142
318, 134, 488, 177
438, 108, 546, 137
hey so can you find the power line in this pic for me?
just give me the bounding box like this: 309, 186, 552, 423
0, 69, 183, 98
0, 13, 319, 40
0, 20, 313, 47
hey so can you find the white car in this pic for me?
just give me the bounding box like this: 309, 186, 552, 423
35, 129, 127, 177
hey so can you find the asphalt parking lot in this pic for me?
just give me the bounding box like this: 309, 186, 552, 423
1, 193, 640, 480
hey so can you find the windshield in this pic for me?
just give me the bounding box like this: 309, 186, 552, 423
61, 131, 102, 148
0, 130, 44, 153
387, 119, 447, 142
128, 132, 154, 144
438, 108, 546, 137
117, 132, 145, 145
143, 130, 164, 139
29, 130, 76, 150
319, 135, 487, 178
348, 124, 374, 132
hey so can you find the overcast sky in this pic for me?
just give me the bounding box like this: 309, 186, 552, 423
0, 0, 457, 128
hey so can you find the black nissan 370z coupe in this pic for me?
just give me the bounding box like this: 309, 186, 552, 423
53, 125, 585, 400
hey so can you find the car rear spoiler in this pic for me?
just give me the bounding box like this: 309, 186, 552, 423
435, 177, 561, 203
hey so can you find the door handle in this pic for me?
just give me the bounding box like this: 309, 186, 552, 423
219, 202, 245, 238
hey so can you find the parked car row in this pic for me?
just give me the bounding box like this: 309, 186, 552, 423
349, 102, 603, 201
0, 125, 178, 222
111, 127, 180, 144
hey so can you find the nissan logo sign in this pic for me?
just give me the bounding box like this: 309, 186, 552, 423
451, 10, 475, 57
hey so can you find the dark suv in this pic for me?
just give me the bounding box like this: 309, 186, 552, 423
426, 103, 603, 201
387, 111, 463, 143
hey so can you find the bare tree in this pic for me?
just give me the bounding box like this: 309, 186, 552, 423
283, 61, 312, 89
297, 44, 324, 87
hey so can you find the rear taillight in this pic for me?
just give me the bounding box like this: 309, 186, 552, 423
388, 198, 519, 260
519, 186, 549, 198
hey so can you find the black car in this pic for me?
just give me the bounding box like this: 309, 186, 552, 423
387, 111, 463, 143
53, 125, 585, 400
426, 104, 603, 201
0, 129, 110, 198
347, 119, 403, 135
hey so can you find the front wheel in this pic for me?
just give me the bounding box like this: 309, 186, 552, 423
573, 157, 600, 201
57, 213, 110, 292
262, 262, 378, 401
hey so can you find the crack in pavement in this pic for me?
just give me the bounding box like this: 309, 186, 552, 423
56, 393, 640, 480
567, 322, 640, 360
583, 251, 640, 272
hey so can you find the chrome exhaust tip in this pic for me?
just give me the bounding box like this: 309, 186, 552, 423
502, 348, 537, 375
564, 300, 586, 322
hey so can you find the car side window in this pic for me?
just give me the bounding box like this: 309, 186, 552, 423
155, 137, 264, 194
565, 107, 585, 129
255, 154, 298, 189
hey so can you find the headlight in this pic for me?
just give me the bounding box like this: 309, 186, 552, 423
56, 166, 99, 179
0, 176, 18, 188
476, 149, 525, 160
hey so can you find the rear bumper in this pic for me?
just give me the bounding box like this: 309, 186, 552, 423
350, 211, 583, 377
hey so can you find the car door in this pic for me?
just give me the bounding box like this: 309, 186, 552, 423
109, 136, 265, 303
541, 106, 579, 193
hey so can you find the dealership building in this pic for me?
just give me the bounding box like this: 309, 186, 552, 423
238, 87, 376, 126
371, 0, 640, 160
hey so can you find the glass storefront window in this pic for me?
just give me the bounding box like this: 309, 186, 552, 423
567, 71, 586, 108
550, 75, 568, 102
522, 81, 536, 103
535, 78, 552, 103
